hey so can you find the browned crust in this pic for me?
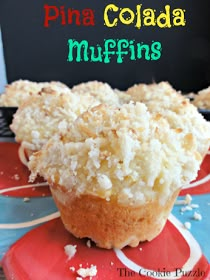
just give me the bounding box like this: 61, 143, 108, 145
24, 148, 35, 159
50, 185, 180, 249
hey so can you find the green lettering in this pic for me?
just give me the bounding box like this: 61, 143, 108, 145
151, 41, 162, 60
67, 39, 89, 62
90, 45, 103, 62
137, 43, 151, 60
103, 39, 116, 63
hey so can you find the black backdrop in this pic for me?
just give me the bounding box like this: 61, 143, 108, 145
0, 0, 210, 92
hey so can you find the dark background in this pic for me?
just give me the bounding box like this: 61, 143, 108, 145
0, 0, 210, 92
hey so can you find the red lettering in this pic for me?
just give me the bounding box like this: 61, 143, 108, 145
60, 6, 66, 26
82, 9, 95, 26
43, 5, 95, 27
44, 5, 59, 27
68, 9, 81, 25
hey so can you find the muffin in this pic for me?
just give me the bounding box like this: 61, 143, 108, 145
10, 81, 130, 156
126, 82, 210, 158
192, 86, 210, 109
10, 87, 99, 154
0, 79, 71, 107
29, 102, 203, 249
126, 81, 177, 103
72, 80, 131, 105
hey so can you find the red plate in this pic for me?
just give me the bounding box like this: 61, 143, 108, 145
0, 142, 50, 197
2, 217, 210, 280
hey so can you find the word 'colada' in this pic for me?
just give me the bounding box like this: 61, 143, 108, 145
104, 4, 186, 29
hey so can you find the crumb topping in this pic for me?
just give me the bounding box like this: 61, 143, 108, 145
192, 86, 210, 109
29, 102, 202, 206
126, 82, 210, 157
0, 79, 71, 107
76, 265, 97, 278
10, 91, 99, 151
193, 212, 202, 221
72, 80, 123, 106
184, 222, 191, 230
64, 244, 77, 260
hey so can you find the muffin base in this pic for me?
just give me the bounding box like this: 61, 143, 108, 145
50, 185, 180, 249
